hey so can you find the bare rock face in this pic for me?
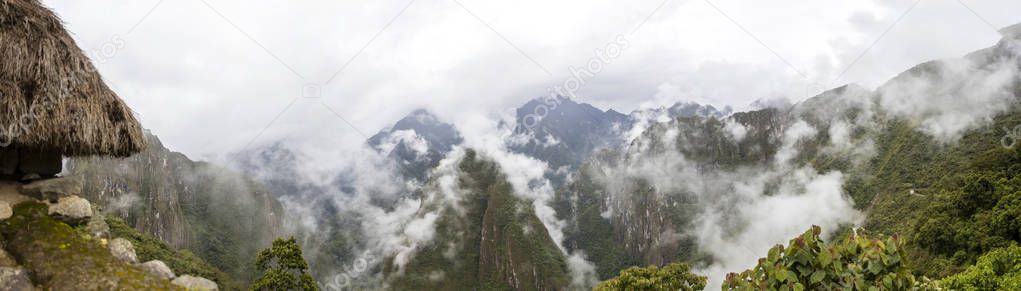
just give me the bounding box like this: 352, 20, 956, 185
0, 250, 15, 268
47, 195, 92, 225
0, 267, 33, 291
18, 177, 81, 202
172, 275, 218, 291
137, 260, 175, 280
0, 202, 10, 221
84, 211, 110, 239
108, 238, 138, 264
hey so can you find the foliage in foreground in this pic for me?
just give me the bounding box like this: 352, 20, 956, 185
723, 225, 930, 290
251, 237, 318, 291
940, 244, 1021, 290
594, 262, 707, 291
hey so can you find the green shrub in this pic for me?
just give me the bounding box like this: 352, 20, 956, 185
595, 262, 707, 291
940, 244, 1021, 290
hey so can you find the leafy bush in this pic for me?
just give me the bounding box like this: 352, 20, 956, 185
723, 225, 929, 290
594, 262, 707, 291
940, 244, 1021, 290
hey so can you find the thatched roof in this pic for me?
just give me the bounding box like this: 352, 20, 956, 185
0, 0, 144, 157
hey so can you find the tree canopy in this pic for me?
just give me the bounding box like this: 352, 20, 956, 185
594, 262, 707, 291
940, 244, 1021, 290
251, 237, 318, 291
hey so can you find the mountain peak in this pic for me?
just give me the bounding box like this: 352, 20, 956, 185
367, 109, 463, 180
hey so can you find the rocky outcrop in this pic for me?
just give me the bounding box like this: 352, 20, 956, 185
0, 202, 10, 220
172, 275, 218, 291
17, 177, 81, 202
0, 202, 180, 290
109, 238, 139, 264
47, 195, 93, 225
0, 179, 213, 290
0, 249, 32, 291
85, 211, 111, 239
139, 260, 176, 280
0, 267, 33, 291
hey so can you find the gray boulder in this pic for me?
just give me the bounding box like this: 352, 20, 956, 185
84, 212, 110, 239
108, 238, 138, 264
0, 202, 10, 221
172, 275, 218, 291
0, 250, 16, 268
18, 177, 81, 202
137, 260, 175, 280
47, 195, 92, 225
0, 267, 33, 291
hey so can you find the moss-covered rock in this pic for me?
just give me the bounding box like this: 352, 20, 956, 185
0, 202, 182, 290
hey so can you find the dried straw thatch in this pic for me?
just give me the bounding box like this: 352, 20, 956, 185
0, 0, 144, 157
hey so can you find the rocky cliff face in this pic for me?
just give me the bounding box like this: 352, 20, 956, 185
68, 132, 284, 283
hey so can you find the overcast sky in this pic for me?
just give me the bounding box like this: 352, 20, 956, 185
44, 0, 1021, 159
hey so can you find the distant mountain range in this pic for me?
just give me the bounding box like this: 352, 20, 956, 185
506, 96, 731, 176
61, 20, 1021, 290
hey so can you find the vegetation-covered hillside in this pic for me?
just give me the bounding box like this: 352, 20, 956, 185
70, 133, 285, 285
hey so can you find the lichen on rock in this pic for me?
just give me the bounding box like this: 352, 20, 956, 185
109, 238, 139, 264
138, 260, 175, 281
0, 202, 181, 290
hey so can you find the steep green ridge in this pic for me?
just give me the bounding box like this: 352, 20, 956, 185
0, 202, 181, 290
855, 107, 1021, 277
70, 133, 285, 284
387, 149, 570, 290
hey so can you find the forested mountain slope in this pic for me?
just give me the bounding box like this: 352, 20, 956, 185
69, 133, 285, 284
